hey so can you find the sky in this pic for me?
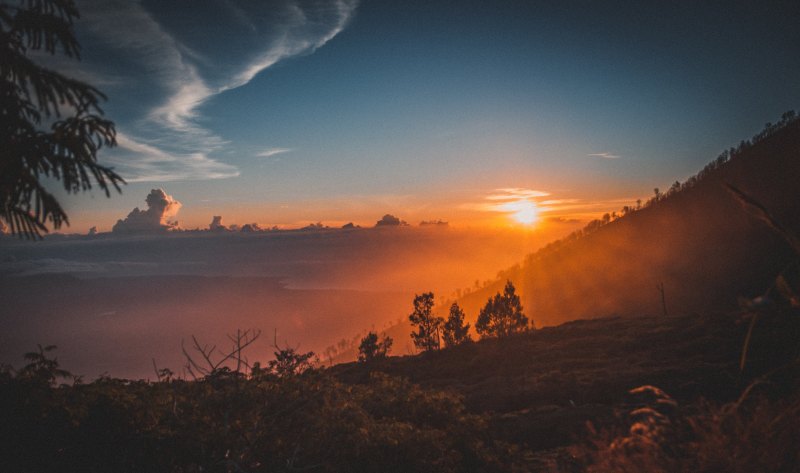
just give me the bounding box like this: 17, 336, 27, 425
44, 0, 800, 233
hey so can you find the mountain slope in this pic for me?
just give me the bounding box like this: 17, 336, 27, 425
333, 311, 800, 453
457, 115, 800, 327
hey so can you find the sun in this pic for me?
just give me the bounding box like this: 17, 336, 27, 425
509, 200, 540, 225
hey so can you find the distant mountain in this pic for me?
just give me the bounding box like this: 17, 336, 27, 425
455, 113, 800, 327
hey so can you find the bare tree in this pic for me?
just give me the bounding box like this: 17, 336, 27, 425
181, 329, 262, 379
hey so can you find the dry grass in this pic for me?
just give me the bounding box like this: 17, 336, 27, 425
562, 375, 800, 473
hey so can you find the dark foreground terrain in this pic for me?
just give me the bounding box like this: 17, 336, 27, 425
3, 308, 798, 472
338, 311, 800, 468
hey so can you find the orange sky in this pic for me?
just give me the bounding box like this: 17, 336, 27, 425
58, 183, 644, 235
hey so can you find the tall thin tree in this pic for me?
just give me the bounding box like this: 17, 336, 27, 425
408, 292, 443, 352
443, 302, 471, 347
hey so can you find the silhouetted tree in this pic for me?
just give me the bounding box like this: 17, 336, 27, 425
17, 344, 71, 385
476, 280, 529, 338
357, 331, 393, 362
181, 329, 262, 378
1, 0, 123, 238
409, 292, 442, 351
267, 346, 315, 377
442, 302, 471, 347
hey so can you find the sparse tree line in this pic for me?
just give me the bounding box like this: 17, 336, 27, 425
357, 280, 531, 361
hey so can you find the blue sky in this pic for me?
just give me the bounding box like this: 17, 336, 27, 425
50, 0, 800, 231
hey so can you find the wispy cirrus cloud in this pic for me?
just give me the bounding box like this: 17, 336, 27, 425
110, 133, 239, 182
462, 188, 550, 213
587, 152, 621, 159
63, 0, 359, 182
485, 188, 550, 201
256, 148, 293, 158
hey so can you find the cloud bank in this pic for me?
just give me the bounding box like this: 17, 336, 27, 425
66, 0, 358, 182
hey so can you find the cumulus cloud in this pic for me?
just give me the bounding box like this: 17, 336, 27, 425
375, 214, 408, 227
587, 152, 621, 159
209, 216, 227, 231
112, 189, 182, 234
302, 222, 329, 230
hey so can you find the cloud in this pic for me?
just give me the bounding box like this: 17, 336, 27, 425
420, 220, 449, 227
547, 216, 581, 224
62, 0, 359, 182
240, 223, 263, 232
464, 188, 550, 213
108, 133, 239, 182
256, 148, 292, 158
485, 188, 550, 201
209, 216, 227, 231
538, 199, 579, 206
112, 189, 182, 234
587, 152, 621, 159
375, 214, 408, 227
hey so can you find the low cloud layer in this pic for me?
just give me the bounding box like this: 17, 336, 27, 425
112, 189, 182, 234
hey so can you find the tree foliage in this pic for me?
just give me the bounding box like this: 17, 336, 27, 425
358, 331, 393, 362
409, 292, 443, 352
476, 280, 529, 338
442, 302, 471, 347
0, 0, 122, 238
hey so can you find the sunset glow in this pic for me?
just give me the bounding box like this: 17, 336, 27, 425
1, 1, 798, 469
510, 201, 540, 225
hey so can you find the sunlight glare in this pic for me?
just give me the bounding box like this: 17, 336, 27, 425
505, 200, 540, 225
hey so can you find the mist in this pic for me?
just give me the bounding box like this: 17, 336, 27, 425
0, 225, 569, 379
